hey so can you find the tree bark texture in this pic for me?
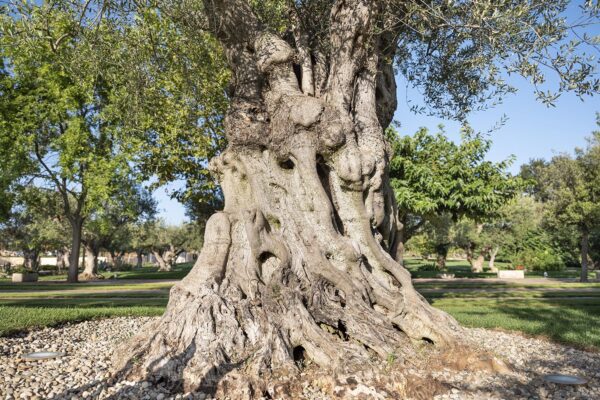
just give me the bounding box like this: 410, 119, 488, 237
435, 244, 449, 270
23, 249, 40, 271
113, 1, 481, 396
470, 254, 485, 273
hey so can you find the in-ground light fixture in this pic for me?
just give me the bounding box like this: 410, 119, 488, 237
542, 374, 589, 385
21, 351, 66, 361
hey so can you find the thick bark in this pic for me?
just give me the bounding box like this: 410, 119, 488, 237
488, 246, 499, 272
466, 224, 487, 273
113, 1, 495, 395
581, 228, 589, 282
68, 217, 83, 283
436, 253, 447, 270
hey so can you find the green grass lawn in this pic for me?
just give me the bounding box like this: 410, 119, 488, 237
1, 266, 599, 351
433, 298, 600, 351
0, 262, 195, 283
0, 304, 165, 336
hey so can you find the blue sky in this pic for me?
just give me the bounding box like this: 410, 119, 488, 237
395, 75, 599, 173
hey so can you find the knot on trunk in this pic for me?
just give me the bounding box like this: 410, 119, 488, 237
255, 33, 294, 73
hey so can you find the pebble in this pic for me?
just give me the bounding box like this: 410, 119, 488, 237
0, 317, 598, 399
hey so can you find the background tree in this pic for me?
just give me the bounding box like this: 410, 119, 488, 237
0, 3, 145, 282
522, 123, 600, 281
0, 187, 63, 271
146, 221, 198, 272
389, 126, 522, 268
129, 221, 155, 270
79, 185, 156, 280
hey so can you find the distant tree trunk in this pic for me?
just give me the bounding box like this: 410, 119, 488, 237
488, 246, 499, 272
107, 250, 124, 269
392, 227, 406, 265
136, 249, 144, 269
435, 244, 449, 270
152, 250, 171, 272
114, 1, 487, 393
581, 228, 589, 282
471, 254, 485, 273
68, 216, 83, 283
57, 247, 70, 274
23, 249, 40, 271
106, 251, 115, 267
80, 242, 103, 280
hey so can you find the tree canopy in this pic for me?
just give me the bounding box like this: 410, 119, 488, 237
388, 125, 523, 262
522, 119, 600, 280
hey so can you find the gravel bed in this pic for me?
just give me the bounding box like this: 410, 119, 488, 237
0, 317, 598, 399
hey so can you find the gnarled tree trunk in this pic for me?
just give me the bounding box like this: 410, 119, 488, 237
470, 254, 485, 273
114, 1, 485, 396
58, 247, 70, 274
23, 249, 40, 271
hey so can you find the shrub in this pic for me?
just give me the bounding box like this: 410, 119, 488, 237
512, 248, 565, 271
11, 266, 36, 274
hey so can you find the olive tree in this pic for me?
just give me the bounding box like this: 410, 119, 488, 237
110, 0, 600, 395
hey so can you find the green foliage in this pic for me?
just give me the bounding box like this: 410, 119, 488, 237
512, 247, 565, 271
120, 3, 229, 207
389, 126, 522, 262
522, 121, 600, 272
0, 186, 66, 269
252, 1, 600, 118
390, 126, 522, 221
0, 3, 144, 228
83, 184, 157, 255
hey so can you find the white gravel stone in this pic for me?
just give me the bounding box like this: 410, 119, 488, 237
0, 318, 597, 399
